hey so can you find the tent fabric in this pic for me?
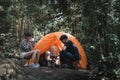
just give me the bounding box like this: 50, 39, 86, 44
29, 32, 87, 69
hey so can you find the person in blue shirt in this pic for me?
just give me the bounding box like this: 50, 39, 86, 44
60, 34, 80, 68
20, 32, 40, 68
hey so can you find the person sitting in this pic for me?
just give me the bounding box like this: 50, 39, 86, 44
59, 34, 80, 68
20, 32, 40, 68
45, 46, 60, 67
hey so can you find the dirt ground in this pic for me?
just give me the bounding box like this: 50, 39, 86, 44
0, 58, 92, 80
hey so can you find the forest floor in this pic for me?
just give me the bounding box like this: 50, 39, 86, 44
0, 58, 92, 80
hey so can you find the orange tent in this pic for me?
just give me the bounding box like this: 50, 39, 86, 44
31, 32, 87, 69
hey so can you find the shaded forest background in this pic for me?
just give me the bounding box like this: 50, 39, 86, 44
0, 0, 120, 79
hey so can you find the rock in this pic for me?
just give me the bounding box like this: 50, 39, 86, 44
0, 63, 16, 80
0, 67, 7, 76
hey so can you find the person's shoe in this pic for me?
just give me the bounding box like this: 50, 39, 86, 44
61, 64, 68, 68
24, 62, 28, 67
35, 63, 40, 68
29, 63, 40, 68
29, 63, 35, 68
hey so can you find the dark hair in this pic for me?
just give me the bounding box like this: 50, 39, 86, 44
25, 32, 32, 38
60, 35, 68, 41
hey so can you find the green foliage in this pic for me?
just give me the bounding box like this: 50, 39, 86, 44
81, 0, 120, 78
0, 0, 12, 34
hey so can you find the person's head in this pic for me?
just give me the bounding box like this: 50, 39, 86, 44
24, 32, 32, 41
50, 46, 57, 54
51, 46, 56, 52
60, 34, 68, 43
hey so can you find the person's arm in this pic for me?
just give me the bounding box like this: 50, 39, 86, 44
27, 41, 33, 50
62, 46, 67, 50
45, 51, 51, 61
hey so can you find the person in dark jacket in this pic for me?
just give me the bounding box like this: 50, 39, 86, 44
60, 34, 80, 68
